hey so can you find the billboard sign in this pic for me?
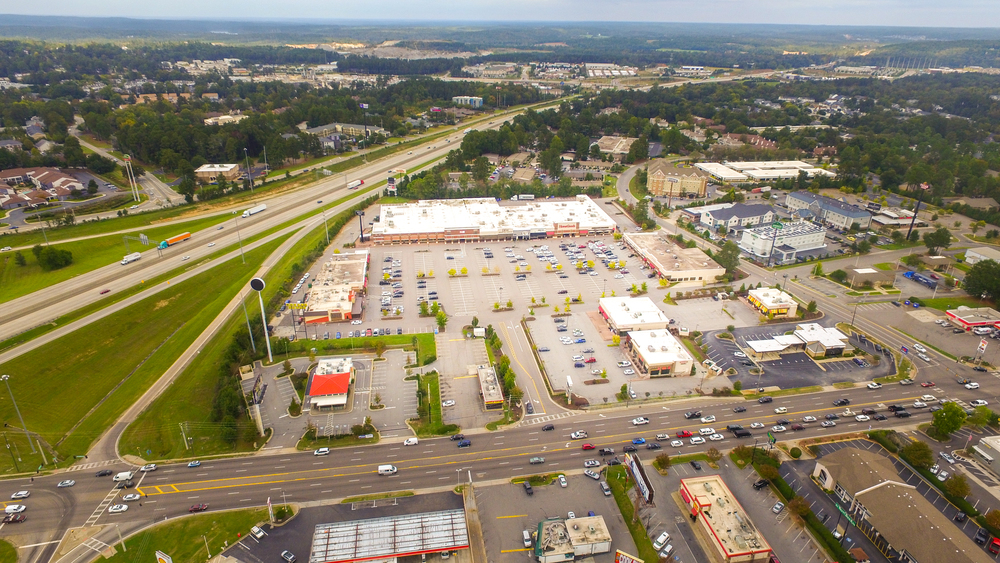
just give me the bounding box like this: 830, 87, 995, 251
155, 552, 173, 563
251, 373, 266, 404
624, 452, 655, 504
980, 339, 988, 354
614, 550, 643, 563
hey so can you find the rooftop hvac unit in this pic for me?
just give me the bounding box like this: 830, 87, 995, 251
704, 482, 714, 492
650, 331, 657, 337
661, 346, 668, 351
648, 345, 655, 352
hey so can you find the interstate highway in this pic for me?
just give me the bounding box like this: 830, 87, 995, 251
2, 378, 991, 561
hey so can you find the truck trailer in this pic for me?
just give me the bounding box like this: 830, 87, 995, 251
347, 180, 364, 190
242, 204, 267, 218
158, 232, 191, 249
120, 252, 141, 265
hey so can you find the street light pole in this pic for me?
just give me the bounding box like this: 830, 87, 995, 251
249, 279, 273, 363
1, 375, 35, 453
243, 148, 254, 195
356, 210, 365, 242
240, 291, 256, 354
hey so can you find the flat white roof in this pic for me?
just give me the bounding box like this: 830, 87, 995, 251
599, 296, 670, 328
316, 357, 352, 376
725, 160, 815, 171
628, 329, 693, 366
682, 203, 734, 215
747, 340, 787, 353
695, 162, 748, 181
372, 196, 616, 237
194, 163, 238, 172
854, 268, 878, 274
748, 288, 795, 309
305, 250, 368, 315
794, 323, 847, 348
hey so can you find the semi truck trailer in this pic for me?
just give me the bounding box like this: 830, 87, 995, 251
120, 252, 141, 265
158, 232, 191, 249
242, 204, 267, 218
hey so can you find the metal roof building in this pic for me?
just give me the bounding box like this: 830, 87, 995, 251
310, 509, 469, 563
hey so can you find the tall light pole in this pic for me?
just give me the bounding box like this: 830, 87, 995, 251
249, 278, 273, 363
243, 148, 254, 195
356, 210, 365, 242
240, 291, 256, 354
1, 375, 35, 453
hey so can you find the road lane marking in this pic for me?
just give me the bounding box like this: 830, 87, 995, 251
496, 515, 528, 519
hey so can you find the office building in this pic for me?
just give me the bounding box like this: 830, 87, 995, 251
646, 160, 708, 198
598, 297, 671, 333
784, 191, 873, 230
700, 203, 775, 231
738, 221, 827, 264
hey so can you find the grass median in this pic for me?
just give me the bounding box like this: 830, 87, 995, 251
0, 237, 286, 471
605, 465, 658, 561
0, 213, 230, 304
103, 508, 268, 563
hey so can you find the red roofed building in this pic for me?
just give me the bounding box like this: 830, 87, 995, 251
306, 357, 355, 411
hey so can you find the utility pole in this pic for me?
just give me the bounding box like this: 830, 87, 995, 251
3, 433, 18, 472
905, 183, 929, 241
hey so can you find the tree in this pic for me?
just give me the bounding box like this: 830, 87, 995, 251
374, 340, 386, 358
471, 316, 479, 328
829, 269, 848, 284
757, 464, 780, 480
31, 244, 73, 270
733, 380, 742, 391
13, 251, 26, 267
706, 447, 722, 463
807, 300, 817, 313
963, 259, 1000, 300
435, 310, 448, 330
419, 302, 429, 316
619, 383, 628, 400
901, 440, 934, 469
969, 406, 993, 428
460, 266, 468, 275
655, 453, 671, 469
932, 402, 967, 437
944, 473, 971, 498
86, 179, 99, 195
714, 241, 741, 274
282, 359, 292, 373
923, 227, 952, 255
986, 509, 1000, 530
788, 497, 811, 518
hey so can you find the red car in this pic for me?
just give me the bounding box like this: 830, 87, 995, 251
189, 504, 209, 513
676, 430, 693, 438
921, 381, 936, 388
991, 537, 1000, 555
2, 514, 25, 523
100, 289, 110, 294
584, 357, 597, 363
581, 443, 595, 450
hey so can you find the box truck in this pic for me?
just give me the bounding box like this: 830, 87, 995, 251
242, 204, 267, 218
158, 232, 191, 249
120, 252, 141, 265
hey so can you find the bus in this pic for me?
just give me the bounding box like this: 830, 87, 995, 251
347, 180, 364, 190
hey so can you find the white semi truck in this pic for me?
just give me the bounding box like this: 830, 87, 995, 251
242, 204, 267, 218
120, 252, 141, 265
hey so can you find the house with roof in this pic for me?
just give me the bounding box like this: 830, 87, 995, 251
0, 140, 23, 152
785, 191, 872, 230
813, 447, 992, 563
306, 357, 355, 412
24, 125, 44, 141
699, 203, 775, 231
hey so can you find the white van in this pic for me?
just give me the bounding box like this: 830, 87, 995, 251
522, 530, 532, 548
378, 465, 397, 476
113, 471, 135, 482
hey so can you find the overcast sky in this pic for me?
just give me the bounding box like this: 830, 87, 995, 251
4, 1, 999, 28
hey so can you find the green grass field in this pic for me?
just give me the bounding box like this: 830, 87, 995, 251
0, 539, 15, 563
104, 508, 268, 563
915, 296, 989, 310
0, 213, 230, 305
0, 238, 285, 470
606, 465, 659, 561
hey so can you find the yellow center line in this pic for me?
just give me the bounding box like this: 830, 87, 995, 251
140, 394, 928, 496
496, 515, 528, 519
501, 548, 531, 553
454, 375, 478, 379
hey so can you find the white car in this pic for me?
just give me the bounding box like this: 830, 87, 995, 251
584, 460, 600, 468
442, 400, 455, 407
670, 440, 684, 447
699, 428, 716, 436
181, 255, 190, 261
913, 343, 927, 353
867, 382, 882, 389
802, 416, 817, 423
921, 395, 937, 402
913, 401, 928, 409
855, 415, 870, 422
972, 399, 989, 407
917, 353, 931, 362
653, 531, 670, 550
57, 480, 75, 488
700, 415, 716, 423
122, 494, 141, 502
108, 504, 128, 514
558, 475, 568, 488
614, 274, 624, 279
140, 464, 157, 472
749, 422, 766, 429
617, 361, 631, 367
314, 448, 330, 456
632, 417, 650, 425
572, 355, 585, 361
689, 436, 706, 445
966, 382, 980, 390
774, 407, 787, 414
207, 242, 215, 247
623, 369, 635, 375
771, 425, 787, 433
0, 247, 10, 252
821, 420, 837, 427
937, 470, 950, 482
403, 437, 418, 446
709, 433, 724, 441
10, 491, 29, 500
733, 352, 747, 358
351, 320, 362, 325
571, 431, 589, 439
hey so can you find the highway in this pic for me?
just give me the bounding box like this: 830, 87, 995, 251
3, 376, 993, 563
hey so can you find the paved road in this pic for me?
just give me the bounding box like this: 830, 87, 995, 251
6, 376, 996, 563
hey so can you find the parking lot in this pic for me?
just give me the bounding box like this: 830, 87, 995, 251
475, 477, 636, 562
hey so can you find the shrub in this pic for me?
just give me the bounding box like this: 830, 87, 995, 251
790, 447, 802, 459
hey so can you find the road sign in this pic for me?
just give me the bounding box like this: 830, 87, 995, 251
288, 303, 308, 310
155, 551, 173, 563
980, 339, 988, 354
767, 431, 776, 445
772, 222, 783, 230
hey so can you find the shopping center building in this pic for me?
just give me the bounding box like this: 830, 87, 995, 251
622, 232, 725, 288
369, 196, 617, 244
